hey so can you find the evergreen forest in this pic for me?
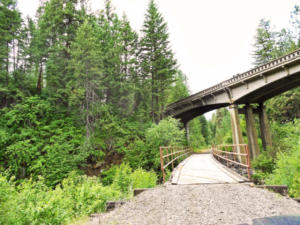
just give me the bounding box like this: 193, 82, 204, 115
0, 1, 299, 224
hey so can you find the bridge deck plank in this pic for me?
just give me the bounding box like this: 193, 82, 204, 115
172, 154, 244, 184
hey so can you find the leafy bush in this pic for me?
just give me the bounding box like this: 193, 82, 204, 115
0, 172, 121, 225
124, 117, 186, 171
112, 163, 133, 194
252, 152, 274, 174
265, 146, 300, 197
131, 168, 157, 189
101, 165, 118, 186
269, 119, 300, 157
0, 96, 87, 187
253, 119, 300, 195
111, 163, 157, 196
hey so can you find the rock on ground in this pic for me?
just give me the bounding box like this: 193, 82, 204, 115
95, 184, 300, 225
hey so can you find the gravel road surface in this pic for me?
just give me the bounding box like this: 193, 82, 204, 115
95, 183, 300, 225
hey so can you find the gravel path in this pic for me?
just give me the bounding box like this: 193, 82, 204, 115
95, 183, 300, 225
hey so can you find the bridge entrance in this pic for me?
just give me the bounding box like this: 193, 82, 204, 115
160, 145, 250, 184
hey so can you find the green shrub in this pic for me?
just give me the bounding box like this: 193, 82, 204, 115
252, 152, 274, 174
131, 168, 157, 189
264, 119, 300, 197
112, 163, 133, 195
0, 172, 121, 225
124, 138, 148, 170
265, 146, 300, 197
101, 165, 118, 186
110, 163, 157, 197
124, 117, 185, 172
0, 97, 87, 187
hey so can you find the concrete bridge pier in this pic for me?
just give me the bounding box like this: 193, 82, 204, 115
184, 122, 190, 144
258, 103, 272, 151
229, 104, 244, 161
245, 104, 260, 159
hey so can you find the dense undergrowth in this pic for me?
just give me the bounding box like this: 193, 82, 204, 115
0, 164, 157, 225
251, 119, 300, 197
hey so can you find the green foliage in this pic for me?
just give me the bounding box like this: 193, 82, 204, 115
112, 163, 133, 194
145, 117, 186, 170
251, 171, 269, 185
253, 19, 278, 66
124, 117, 185, 171
0, 172, 121, 225
252, 152, 274, 174
0, 1, 186, 223
110, 163, 157, 196
0, 96, 86, 186
101, 165, 118, 186
269, 119, 300, 157
253, 10, 300, 123
266, 87, 300, 123
140, 0, 177, 122
0, 0, 22, 85
264, 119, 300, 197
167, 70, 189, 104
131, 168, 157, 189
124, 138, 149, 170
265, 146, 300, 197
188, 118, 206, 149
210, 108, 232, 144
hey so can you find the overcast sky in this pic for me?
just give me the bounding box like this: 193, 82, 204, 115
17, 0, 299, 94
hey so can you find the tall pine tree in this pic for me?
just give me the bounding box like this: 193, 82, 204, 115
140, 0, 177, 123
0, 0, 21, 106
253, 19, 277, 66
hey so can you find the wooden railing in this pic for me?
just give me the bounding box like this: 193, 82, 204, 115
212, 144, 251, 179
159, 146, 192, 183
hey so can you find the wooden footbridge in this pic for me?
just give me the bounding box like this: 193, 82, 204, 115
160, 145, 251, 184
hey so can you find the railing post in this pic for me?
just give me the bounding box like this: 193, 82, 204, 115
246, 145, 251, 180
171, 147, 174, 169
160, 147, 166, 183
166, 148, 169, 165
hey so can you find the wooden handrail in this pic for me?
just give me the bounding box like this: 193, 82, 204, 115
212, 144, 251, 179
160, 146, 192, 183
163, 149, 190, 158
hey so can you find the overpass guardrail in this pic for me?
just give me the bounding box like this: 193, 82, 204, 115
212, 144, 251, 179
159, 146, 192, 183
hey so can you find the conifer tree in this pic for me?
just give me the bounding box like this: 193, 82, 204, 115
140, 0, 177, 123
68, 20, 103, 142
253, 19, 277, 66
0, 0, 21, 106
35, 0, 86, 100
253, 13, 300, 122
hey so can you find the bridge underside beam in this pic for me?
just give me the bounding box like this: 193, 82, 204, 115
235, 71, 300, 104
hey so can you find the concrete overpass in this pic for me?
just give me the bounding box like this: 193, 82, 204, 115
165, 49, 300, 159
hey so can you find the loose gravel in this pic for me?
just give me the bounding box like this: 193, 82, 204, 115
96, 183, 300, 225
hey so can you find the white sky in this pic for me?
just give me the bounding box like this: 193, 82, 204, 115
17, 0, 299, 118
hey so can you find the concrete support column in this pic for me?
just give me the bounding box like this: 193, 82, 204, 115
258, 103, 272, 151
184, 122, 190, 144
229, 104, 244, 161
245, 104, 260, 159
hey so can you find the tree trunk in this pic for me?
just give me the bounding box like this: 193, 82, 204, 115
37, 62, 43, 95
